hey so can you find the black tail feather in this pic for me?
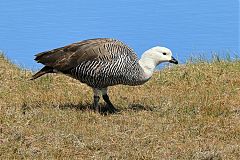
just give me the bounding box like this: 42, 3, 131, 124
31, 66, 54, 80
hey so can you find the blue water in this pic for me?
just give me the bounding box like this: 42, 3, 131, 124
0, 0, 239, 69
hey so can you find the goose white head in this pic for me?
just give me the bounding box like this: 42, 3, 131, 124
139, 46, 178, 79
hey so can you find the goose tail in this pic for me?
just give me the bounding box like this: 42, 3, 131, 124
31, 66, 54, 80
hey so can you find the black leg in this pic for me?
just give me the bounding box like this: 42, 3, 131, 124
102, 94, 118, 113
92, 95, 100, 112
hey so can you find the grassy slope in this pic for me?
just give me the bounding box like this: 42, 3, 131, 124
1, 53, 240, 159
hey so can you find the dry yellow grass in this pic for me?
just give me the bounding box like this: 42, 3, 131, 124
1, 53, 240, 159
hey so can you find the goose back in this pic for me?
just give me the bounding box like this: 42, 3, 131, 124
34, 38, 138, 71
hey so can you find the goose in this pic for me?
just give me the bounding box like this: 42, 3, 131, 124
32, 38, 178, 113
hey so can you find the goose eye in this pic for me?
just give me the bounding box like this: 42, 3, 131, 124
162, 52, 167, 55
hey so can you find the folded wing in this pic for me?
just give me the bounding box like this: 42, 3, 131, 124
34, 38, 137, 71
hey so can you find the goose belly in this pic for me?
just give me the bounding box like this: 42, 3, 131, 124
68, 59, 143, 88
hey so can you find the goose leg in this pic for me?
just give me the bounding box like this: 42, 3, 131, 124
92, 88, 101, 112
101, 88, 118, 113
93, 95, 100, 112
102, 94, 118, 113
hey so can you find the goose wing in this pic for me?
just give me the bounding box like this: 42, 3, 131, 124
34, 38, 138, 71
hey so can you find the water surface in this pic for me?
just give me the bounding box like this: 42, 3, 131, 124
0, 0, 239, 69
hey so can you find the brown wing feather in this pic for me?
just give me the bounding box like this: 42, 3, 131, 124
34, 38, 135, 71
